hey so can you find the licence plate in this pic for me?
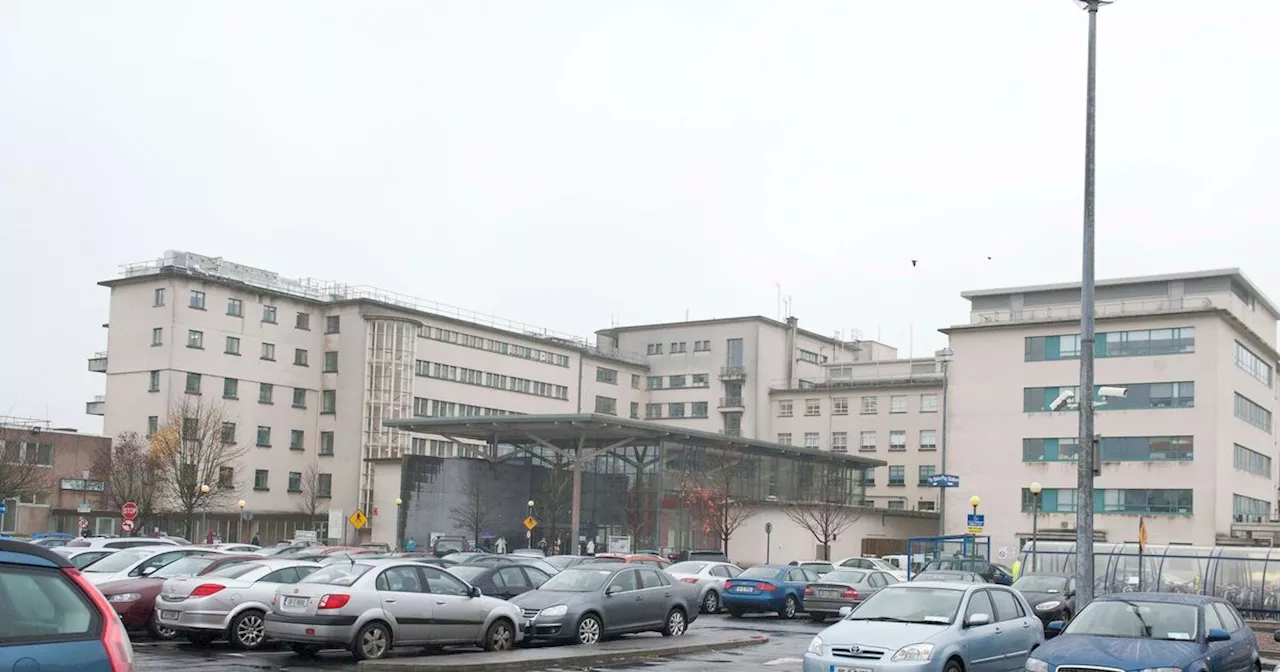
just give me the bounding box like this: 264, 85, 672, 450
283, 597, 309, 608
832, 667, 872, 672
522, 619, 533, 630
819, 590, 840, 598
733, 586, 753, 593
161, 610, 179, 621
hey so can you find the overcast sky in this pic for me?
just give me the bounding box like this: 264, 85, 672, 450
2, 1, 1277, 431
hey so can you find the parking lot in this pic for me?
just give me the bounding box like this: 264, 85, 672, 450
131, 612, 822, 671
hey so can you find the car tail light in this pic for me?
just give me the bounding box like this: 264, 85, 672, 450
681, 578, 698, 585
723, 581, 735, 589
756, 583, 776, 592
190, 583, 225, 597
318, 594, 351, 610
64, 567, 134, 672
842, 587, 860, 599
804, 586, 814, 596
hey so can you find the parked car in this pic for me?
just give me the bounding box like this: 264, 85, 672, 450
1011, 572, 1077, 633
97, 552, 260, 640
207, 543, 261, 553
431, 535, 469, 557
510, 565, 698, 645
447, 564, 552, 600
790, 560, 835, 577
802, 581, 1042, 672
460, 554, 559, 576
919, 557, 1012, 584
802, 568, 900, 622
722, 564, 819, 619
294, 546, 378, 561
81, 546, 222, 585
510, 548, 545, 557
52, 546, 119, 569
63, 536, 181, 550
263, 559, 523, 660
545, 555, 596, 571
677, 549, 729, 563
589, 553, 670, 569
1029, 594, 1258, 672
664, 560, 744, 614
156, 558, 321, 648
0, 539, 135, 671
833, 556, 910, 581
29, 532, 75, 548
913, 570, 985, 583
359, 543, 392, 553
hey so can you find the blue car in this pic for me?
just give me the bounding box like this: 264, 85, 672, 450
1028, 593, 1260, 672
0, 539, 136, 671
723, 563, 819, 619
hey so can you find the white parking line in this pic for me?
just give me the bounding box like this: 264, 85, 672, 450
764, 658, 803, 666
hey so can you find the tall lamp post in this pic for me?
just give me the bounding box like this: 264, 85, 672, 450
1070, 0, 1112, 611
198, 484, 211, 539
967, 496, 981, 557
527, 500, 536, 549
935, 348, 954, 537
1029, 482, 1042, 573
394, 497, 403, 551
238, 499, 246, 544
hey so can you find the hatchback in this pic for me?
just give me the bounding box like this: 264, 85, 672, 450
156, 558, 321, 649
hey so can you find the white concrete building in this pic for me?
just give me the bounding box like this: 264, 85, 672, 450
942, 269, 1280, 555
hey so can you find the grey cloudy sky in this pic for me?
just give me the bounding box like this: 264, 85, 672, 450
2, 1, 1277, 431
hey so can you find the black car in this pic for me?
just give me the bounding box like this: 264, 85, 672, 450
919, 557, 1012, 585
446, 563, 553, 600
1011, 572, 1077, 634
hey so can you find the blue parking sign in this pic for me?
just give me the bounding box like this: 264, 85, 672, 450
967, 514, 985, 528
0, 501, 7, 514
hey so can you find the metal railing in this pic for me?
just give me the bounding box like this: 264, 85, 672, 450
971, 296, 1216, 325
719, 397, 744, 408
720, 365, 747, 378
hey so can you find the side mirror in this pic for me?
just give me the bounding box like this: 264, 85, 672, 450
965, 613, 992, 628
1065, 589, 1076, 598
606, 585, 622, 597
470, 586, 483, 598
140, 566, 157, 576
1207, 628, 1230, 643
839, 606, 853, 618
1047, 621, 1065, 633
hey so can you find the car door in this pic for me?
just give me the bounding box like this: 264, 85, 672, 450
785, 569, 811, 609
602, 569, 645, 632
1202, 602, 1234, 672
1212, 603, 1252, 672
422, 565, 491, 643
961, 590, 1004, 672
496, 566, 532, 600
988, 588, 1037, 668
374, 565, 433, 644
519, 566, 551, 591
637, 568, 674, 626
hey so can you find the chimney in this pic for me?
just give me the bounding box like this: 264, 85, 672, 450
784, 316, 799, 387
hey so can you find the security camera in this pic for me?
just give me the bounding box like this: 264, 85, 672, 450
1098, 386, 1128, 398
1049, 390, 1077, 411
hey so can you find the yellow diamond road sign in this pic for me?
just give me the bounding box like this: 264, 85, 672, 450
523, 516, 538, 531
349, 510, 368, 530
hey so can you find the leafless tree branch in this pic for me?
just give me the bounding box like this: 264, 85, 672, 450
448, 470, 496, 547
92, 431, 165, 532
781, 463, 863, 561
149, 397, 249, 536
0, 425, 54, 502
294, 462, 327, 523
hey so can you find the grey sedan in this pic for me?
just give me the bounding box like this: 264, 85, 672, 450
665, 560, 743, 614
510, 565, 699, 645
803, 569, 900, 622
803, 581, 1042, 672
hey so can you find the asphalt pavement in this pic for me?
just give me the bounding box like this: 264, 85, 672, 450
130, 613, 822, 672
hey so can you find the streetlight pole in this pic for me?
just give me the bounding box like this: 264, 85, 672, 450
1072, 0, 1110, 611
935, 348, 953, 537
394, 497, 403, 551
967, 496, 981, 557
198, 484, 211, 541
238, 499, 246, 544
1029, 482, 1042, 573
527, 500, 535, 549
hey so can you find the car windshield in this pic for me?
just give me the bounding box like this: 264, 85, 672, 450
151, 556, 217, 578
73, 552, 112, 569
538, 568, 614, 592
850, 587, 964, 624
737, 566, 781, 580
586, 556, 623, 564
1014, 575, 1069, 593
825, 570, 868, 584
301, 563, 374, 586
803, 563, 834, 574
436, 539, 465, 553
206, 562, 266, 579
1065, 600, 1199, 641
667, 562, 708, 574
545, 556, 579, 570
926, 559, 988, 573
448, 566, 487, 582
916, 572, 964, 581
81, 549, 152, 573
867, 559, 897, 572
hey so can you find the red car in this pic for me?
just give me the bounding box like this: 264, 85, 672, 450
96, 553, 261, 639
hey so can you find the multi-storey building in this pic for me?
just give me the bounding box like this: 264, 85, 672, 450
943, 269, 1280, 554
0, 418, 112, 536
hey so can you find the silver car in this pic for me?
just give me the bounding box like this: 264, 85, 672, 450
664, 560, 743, 614
154, 558, 321, 649
803, 569, 900, 622
803, 581, 1042, 672
263, 559, 523, 660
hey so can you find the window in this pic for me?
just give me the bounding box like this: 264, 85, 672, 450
325, 315, 340, 334
692, 373, 709, 387
1235, 393, 1272, 432
151, 327, 163, 346
255, 426, 271, 447
146, 416, 159, 437
187, 330, 203, 349
294, 348, 309, 366
224, 336, 240, 355
1234, 444, 1272, 477
1233, 494, 1270, 522
888, 466, 905, 486
226, 298, 243, 317
262, 305, 277, 323
645, 403, 661, 419
189, 290, 205, 309
631, 374, 641, 389
778, 400, 793, 417
1024, 382, 1195, 412
258, 383, 273, 404
295, 313, 310, 330
919, 430, 938, 451
777, 433, 792, 445
1023, 436, 1194, 462
218, 467, 234, 488
1026, 327, 1195, 361
254, 469, 269, 490
594, 396, 617, 415
832, 432, 849, 452
630, 402, 639, 419
322, 390, 336, 414
691, 401, 708, 418
919, 465, 937, 486
149, 370, 161, 392
671, 341, 687, 354
223, 377, 238, 399
646, 343, 664, 355
1021, 488, 1191, 515
833, 397, 849, 415
889, 430, 906, 451
862, 468, 876, 486
918, 500, 936, 511
596, 367, 618, 384
799, 349, 821, 364
1236, 342, 1274, 387
646, 376, 662, 390
669, 375, 687, 388
317, 473, 332, 498
290, 430, 305, 450
320, 351, 338, 373
861, 396, 878, 414
220, 422, 236, 443
292, 387, 306, 408
805, 399, 821, 416
890, 395, 906, 413
154, 288, 165, 306
860, 431, 876, 452
185, 372, 201, 394
803, 432, 820, 449
319, 431, 335, 456
920, 394, 938, 413
668, 403, 685, 418
261, 342, 276, 361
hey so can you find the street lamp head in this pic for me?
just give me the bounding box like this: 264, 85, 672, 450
199, 484, 211, 494
238, 499, 246, 509
1072, 0, 1113, 8
1029, 482, 1043, 495
970, 495, 982, 508
527, 500, 536, 508
395, 497, 403, 506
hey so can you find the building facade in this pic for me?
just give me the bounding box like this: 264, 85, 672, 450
943, 269, 1280, 555
0, 419, 112, 536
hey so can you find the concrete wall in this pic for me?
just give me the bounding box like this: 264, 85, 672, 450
727, 504, 939, 566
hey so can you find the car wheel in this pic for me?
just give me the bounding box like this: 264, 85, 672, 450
291, 644, 321, 658
702, 591, 720, 614
484, 619, 515, 652
229, 610, 267, 650
943, 657, 964, 672
575, 614, 603, 645
779, 595, 797, 619
147, 615, 179, 641
353, 622, 392, 661
662, 608, 687, 637
727, 608, 745, 618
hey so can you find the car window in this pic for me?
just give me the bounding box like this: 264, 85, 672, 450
498, 567, 529, 589
523, 566, 551, 587
207, 562, 265, 579
726, 566, 743, 578
710, 565, 730, 578
132, 550, 188, 576
869, 573, 885, 588
376, 566, 424, 593
609, 569, 640, 592
639, 569, 669, 588
785, 569, 805, 582
0, 564, 99, 643
965, 590, 996, 622
1216, 603, 1244, 632
72, 552, 110, 569
883, 573, 900, 584
488, 570, 507, 589
988, 589, 1023, 622
260, 568, 300, 584
423, 566, 470, 596
1203, 603, 1225, 633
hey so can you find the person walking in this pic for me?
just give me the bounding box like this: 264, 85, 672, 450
406, 537, 417, 552
250, 532, 260, 547
205, 529, 215, 545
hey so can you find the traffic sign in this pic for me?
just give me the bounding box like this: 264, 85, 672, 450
0, 501, 7, 515
349, 510, 368, 530
78, 517, 89, 530
77, 503, 92, 514
927, 474, 961, 488
966, 513, 985, 535
121, 502, 138, 521
523, 516, 538, 531
121, 519, 136, 533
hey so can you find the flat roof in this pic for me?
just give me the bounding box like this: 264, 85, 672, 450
384, 413, 885, 468
960, 268, 1280, 318
596, 316, 884, 351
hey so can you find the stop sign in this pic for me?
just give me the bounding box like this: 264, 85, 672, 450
121, 502, 138, 521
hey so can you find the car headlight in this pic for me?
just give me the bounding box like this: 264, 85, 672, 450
1025, 657, 1050, 672
807, 636, 825, 655
1035, 601, 1063, 611
891, 643, 935, 662
541, 605, 568, 617
107, 593, 142, 603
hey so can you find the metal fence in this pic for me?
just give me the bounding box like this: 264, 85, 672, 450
907, 534, 991, 578
1020, 541, 1280, 619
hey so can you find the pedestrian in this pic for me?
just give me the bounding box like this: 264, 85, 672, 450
406, 538, 417, 552
495, 537, 507, 554
205, 529, 215, 545
586, 539, 596, 556
250, 532, 260, 546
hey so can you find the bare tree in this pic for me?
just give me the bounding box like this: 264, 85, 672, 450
92, 431, 164, 533
149, 397, 249, 537
536, 456, 572, 547
782, 463, 863, 561
0, 425, 54, 504
294, 462, 327, 528
621, 478, 652, 551
682, 453, 756, 558
448, 475, 495, 548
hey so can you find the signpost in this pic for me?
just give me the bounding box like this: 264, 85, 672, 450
966, 514, 985, 535
349, 510, 368, 530
76, 503, 91, 514
927, 474, 961, 489
765, 522, 773, 563
0, 501, 7, 515
121, 519, 136, 533
1137, 517, 1148, 591
121, 502, 138, 521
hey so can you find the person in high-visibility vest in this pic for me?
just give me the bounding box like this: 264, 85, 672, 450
1011, 558, 1023, 581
